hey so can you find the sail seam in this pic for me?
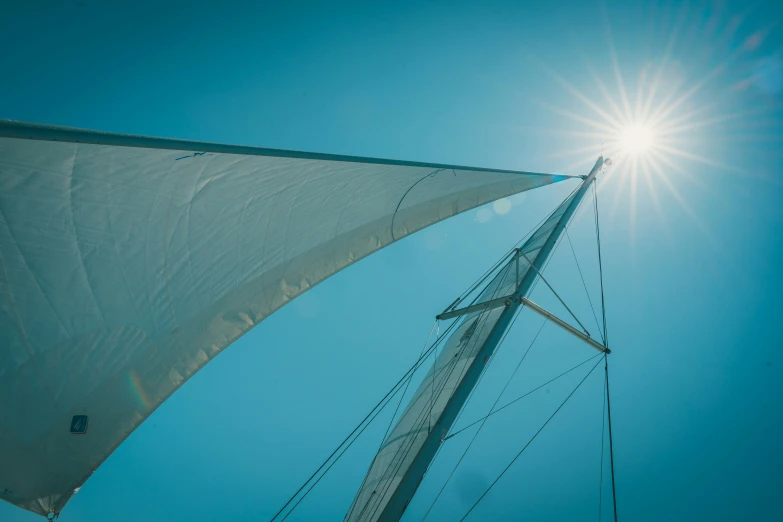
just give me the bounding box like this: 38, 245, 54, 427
390, 168, 444, 241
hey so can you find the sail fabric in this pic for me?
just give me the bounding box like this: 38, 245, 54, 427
345, 187, 579, 522
0, 120, 567, 517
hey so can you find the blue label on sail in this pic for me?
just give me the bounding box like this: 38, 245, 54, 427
70, 415, 88, 434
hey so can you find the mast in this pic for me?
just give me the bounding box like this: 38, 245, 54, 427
370, 157, 607, 522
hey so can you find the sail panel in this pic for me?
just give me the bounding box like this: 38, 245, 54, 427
0, 121, 567, 517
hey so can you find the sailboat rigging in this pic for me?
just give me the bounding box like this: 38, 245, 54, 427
269, 157, 619, 522
0, 120, 617, 521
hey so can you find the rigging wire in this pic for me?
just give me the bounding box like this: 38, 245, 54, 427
343, 321, 439, 522
447, 182, 583, 313
440, 170, 609, 521
519, 250, 591, 336
605, 354, 618, 522
438, 178, 606, 520
358, 315, 498, 520
269, 318, 460, 522
565, 229, 604, 343
386, 321, 438, 442
359, 263, 516, 522
421, 316, 547, 521
415, 251, 561, 501
436, 231, 562, 445
444, 352, 601, 441
593, 182, 608, 346
458, 357, 604, 521
353, 250, 522, 521
594, 171, 616, 521
420, 304, 522, 482
288, 179, 592, 521
429, 321, 438, 433
598, 360, 607, 522
447, 249, 516, 312
278, 383, 406, 522
281, 320, 462, 522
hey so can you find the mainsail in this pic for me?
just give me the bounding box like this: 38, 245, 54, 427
0, 120, 567, 517
345, 157, 606, 522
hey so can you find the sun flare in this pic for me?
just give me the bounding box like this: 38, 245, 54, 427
528, 0, 775, 246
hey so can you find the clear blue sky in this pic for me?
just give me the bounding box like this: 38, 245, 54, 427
2, 1, 782, 521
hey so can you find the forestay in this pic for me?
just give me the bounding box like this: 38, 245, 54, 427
0, 120, 567, 517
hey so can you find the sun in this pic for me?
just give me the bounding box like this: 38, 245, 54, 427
525, 0, 776, 247
618, 123, 655, 156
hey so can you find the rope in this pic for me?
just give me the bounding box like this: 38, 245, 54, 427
421, 311, 542, 520
595, 162, 615, 521
565, 229, 604, 343
458, 357, 604, 521
446, 181, 583, 314
444, 352, 601, 441
343, 321, 438, 522
594, 183, 608, 346
349, 317, 463, 522
429, 321, 438, 433
359, 263, 515, 522
598, 361, 607, 522
416, 293, 538, 497
519, 250, 591, 336
270, 319, 460, 522
605, 354, 618, 522
389, 321, 438, 441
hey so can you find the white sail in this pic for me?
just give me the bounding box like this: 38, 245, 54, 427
0, 120, 567, 517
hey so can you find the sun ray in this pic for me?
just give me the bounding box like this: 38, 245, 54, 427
545, 142, 607, 156
512, 127, 608, 141
641, 1, 692, 121
527, 0, 780, 251
657, 107, 768, 137
651, 150, 709, 192
542, 67, 627, 130
646, 155, 724, 255
648, 46, 748, 129
586, 63, 630, 126
545, 145, 600, 167
629, 155, 639, 245
607, 154, 630, 223
634, 66, 647, 124
639, 158, 672, 246
714, 133, 783, 144
532, 99, 619, 134
602, 9, 634, 122
654, 143, 745, 174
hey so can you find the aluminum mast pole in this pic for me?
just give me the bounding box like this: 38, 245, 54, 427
375, 157, 606, 522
